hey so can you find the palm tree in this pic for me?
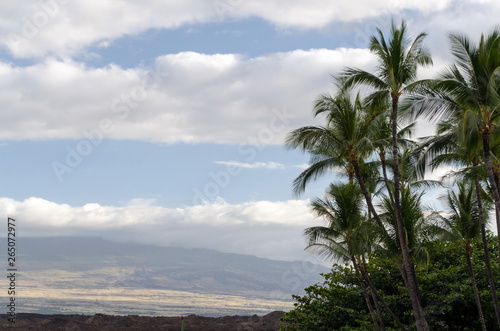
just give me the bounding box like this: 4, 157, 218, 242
438, 182, 488, 331
376, 187, 438, 273
286, 84, 412, 329
304, 182, 379, 328
286, 90, 384, 227
305, 182, 407, 330
369, 111, 419, 204
416, 118, 500, 327
341, 19, 433, 331
414, 27, 500, 263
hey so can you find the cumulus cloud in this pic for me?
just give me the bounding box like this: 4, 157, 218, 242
0, 0, 471, 59
237, 0, 452, 29
0, 47, 452, 145
0, 48, 376, 144
0, 197, 323, 263
405, 0, 500, 60
0, 2, 495, 144
2, 1, 216, 58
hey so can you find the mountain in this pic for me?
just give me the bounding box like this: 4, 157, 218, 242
8, 237, 329, 316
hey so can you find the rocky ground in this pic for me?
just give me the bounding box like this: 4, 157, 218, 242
0, 311, 286, 330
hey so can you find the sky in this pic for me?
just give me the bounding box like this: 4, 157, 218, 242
0, 0, 498, 264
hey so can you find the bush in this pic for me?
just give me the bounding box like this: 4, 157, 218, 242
280, 236, 500, 330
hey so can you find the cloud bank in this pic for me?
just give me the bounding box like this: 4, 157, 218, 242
0, 0, 478, 58
0, 49, 375, 144
1, 196, 323, 263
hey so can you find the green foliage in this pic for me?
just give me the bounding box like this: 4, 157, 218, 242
280, 266, 372, 331
421, 240, 483, 329
280, 236, 500, 330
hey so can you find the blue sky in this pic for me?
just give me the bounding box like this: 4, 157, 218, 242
0, 0, 498, 263
0, 140, 316, 207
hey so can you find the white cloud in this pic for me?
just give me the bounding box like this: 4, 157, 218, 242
0, 2, 496, 145
406, 1, 500, 60
214, 161, 285, 169
0, 48, 451, 146
212, 161, 312, 170
292, 163, 310, 169
0, 197, 323, 263
2, 1, 216, 58
237, 0, 452, 29
1, 0, 493, 59
0, 48, 376, 144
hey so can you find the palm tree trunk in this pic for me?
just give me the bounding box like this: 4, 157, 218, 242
496, 207, 500, 269
360, 256, 408, 330
379, 151, 395, 205
390, 96, 429, 331
369, 286, 385, 331
493, 165, 500, 197
409, 260, 424, 303
464, 243, 487, 331
351, 156, 384, 228
481, 133, 500, 267
474, 178, 500, 327
352, 257, 380, 330
397, 262, 408, 289
493, 166, 500, 267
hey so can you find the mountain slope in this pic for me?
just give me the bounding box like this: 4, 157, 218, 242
10, 236, 329, 315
